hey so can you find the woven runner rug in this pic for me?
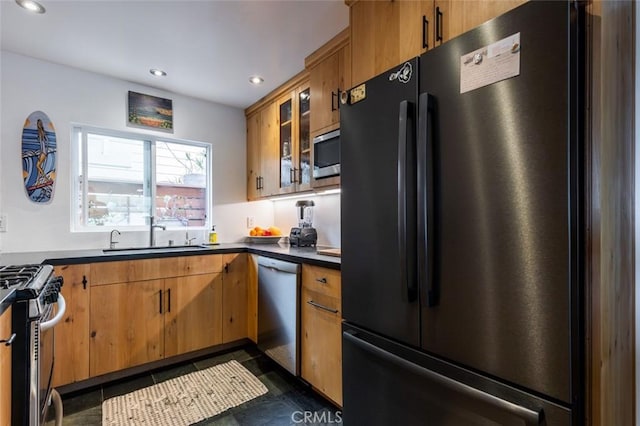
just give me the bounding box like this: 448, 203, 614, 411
102, 360, 268, 426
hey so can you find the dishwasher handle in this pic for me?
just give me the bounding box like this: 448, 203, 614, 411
260, 265, 293, 274
257, 257, 300, 274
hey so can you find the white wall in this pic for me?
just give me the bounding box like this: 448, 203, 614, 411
272, 193, 341, 248
0, 51, 273, 252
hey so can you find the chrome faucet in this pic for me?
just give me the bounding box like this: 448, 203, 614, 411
185, 231, 196, 246
109, 229, 121, 249
149, 217, 166, 247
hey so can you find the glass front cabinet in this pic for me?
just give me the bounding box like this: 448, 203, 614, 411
277, 83, 311, 194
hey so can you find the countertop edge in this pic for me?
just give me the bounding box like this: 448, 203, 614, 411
1, 243, 341, 271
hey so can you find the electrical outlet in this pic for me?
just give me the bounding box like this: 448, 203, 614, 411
246, 216, 255, 228
0, 215, 6, 232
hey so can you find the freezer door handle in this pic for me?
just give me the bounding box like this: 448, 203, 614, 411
343, 330, 542, 426
398, 100, 417, 303
418, 92, 437, 306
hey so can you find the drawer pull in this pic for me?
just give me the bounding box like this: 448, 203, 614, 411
307, 300, 338, 314
0, 333, 16, 346
315, 277, 328, 284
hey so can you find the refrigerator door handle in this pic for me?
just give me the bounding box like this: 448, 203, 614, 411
398, 100, 417, 302
418, 93, 436, 307
343, 330, 542, 426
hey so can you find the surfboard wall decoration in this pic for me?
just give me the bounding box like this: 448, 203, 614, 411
22, 111, 57, 203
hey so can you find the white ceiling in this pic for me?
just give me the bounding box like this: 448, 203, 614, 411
0, 0, 349, 109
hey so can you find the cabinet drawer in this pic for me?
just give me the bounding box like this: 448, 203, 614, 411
302, 289, 341, 319
91, 255, 223, 285
302, 265, 341, 298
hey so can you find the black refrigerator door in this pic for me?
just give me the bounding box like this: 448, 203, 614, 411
341, 58, 420, 346
418, 1, 580, 406
343, 324, 572, 426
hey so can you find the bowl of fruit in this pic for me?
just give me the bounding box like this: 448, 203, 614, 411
247, 226, 283, 244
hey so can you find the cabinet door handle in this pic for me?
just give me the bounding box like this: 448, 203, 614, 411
315, 277, 328, 284
224, 263, 229, 273
255, 176, 260, 190
422, 15, 429, 49
82, 275, 87, 290
436, 7, 443, 42
332, 90, 340, 111
159, 290, 163, 314
307, 300, 339, 314
259, 176, 264, 190
0, 333, 16, 346
167, 289, 171, 313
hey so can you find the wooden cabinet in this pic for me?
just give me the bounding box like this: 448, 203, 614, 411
90, 279, 165, 376
247, 254, 259, 343
164, 273, 223, 357
276, 83, 312, 195
0, 307, 12, 426
52, 264, 90, 387
89, 255, 224, 377
307, 28, 351, 135
259, 103, 279, 196
246, 72, 310, 200
90, 255, 222, 286
433, 0, 527, 46
300, 265, 342, 406
350, 0, 433, 86
222, 253, 248, 343
246, 102, 278, 200
247, 111, 261, 201
349, 0, 526, 85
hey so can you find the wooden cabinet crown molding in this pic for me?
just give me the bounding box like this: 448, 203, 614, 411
244, 69, 310, 117
304, 28, 350, 70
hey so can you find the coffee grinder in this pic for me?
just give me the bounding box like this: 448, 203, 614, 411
289, 200, 317, 247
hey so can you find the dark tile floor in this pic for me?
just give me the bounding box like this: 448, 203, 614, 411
48, 345, 342, 426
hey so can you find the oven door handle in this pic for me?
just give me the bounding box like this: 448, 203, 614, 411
40, 294, 66, 331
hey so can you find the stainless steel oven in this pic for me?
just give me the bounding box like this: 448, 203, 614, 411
313, 129, 340, 179
2, 265, 65, 426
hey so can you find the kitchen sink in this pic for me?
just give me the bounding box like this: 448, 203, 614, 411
102, 244, 210, 254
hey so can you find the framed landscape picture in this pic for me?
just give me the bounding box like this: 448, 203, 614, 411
128, 91, 173, 131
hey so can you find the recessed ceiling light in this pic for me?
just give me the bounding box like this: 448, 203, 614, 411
15, 0, 46, 13
150, 69, 167, 77
249, 76, 264, 85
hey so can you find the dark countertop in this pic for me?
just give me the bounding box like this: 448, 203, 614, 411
0, 242, 341, 270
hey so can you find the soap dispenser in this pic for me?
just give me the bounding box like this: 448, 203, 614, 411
209, 225, 218, 244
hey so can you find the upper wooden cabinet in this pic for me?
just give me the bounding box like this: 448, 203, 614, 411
246, 101, 279, 200
350, 0, 433, 86
433, 0, 527, 46
246, 111, 261, 200
276, 83, 312, 195
349, 0, 526, 85
306, 28, 351, 135
246, 72, 310, 201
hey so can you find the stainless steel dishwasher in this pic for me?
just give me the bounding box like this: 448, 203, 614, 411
257, 256, 301, 375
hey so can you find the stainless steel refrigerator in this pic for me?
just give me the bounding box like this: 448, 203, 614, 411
340, 1, 584, 424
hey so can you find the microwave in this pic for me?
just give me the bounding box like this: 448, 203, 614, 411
313, 129, 340, 179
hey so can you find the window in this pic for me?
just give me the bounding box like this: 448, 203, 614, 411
72, 126, 210, 230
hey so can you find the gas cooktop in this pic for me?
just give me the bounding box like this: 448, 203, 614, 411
0, 264, 54, 299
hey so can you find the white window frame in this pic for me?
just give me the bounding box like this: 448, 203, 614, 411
71, 124, 212, 232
